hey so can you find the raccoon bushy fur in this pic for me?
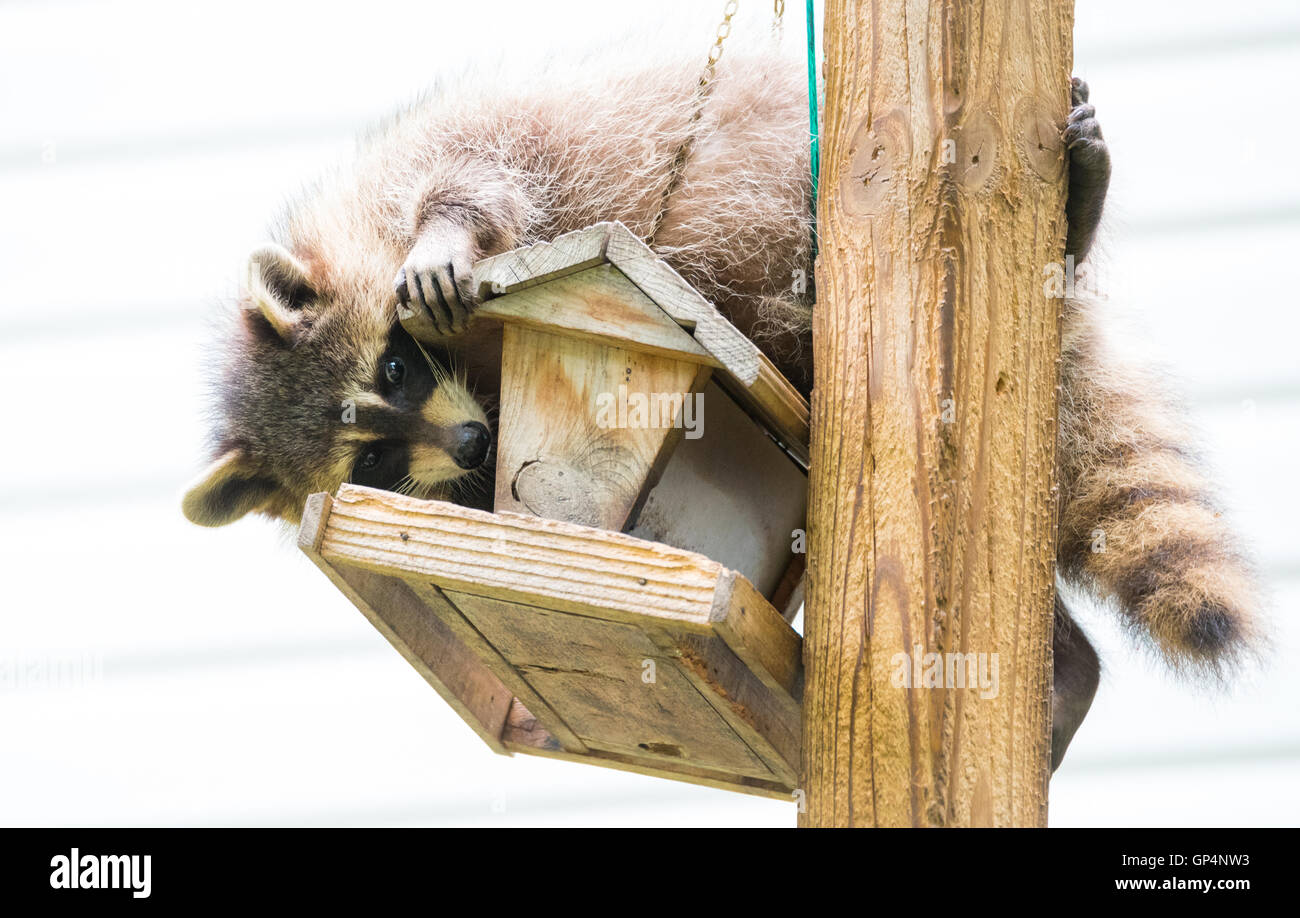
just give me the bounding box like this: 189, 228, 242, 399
182, 50, 1260, 770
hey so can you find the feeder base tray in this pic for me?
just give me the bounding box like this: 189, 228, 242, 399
299, 484, 803, 799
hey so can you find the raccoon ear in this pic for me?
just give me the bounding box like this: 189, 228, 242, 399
244, 244, 314, 342
182, 448, 282, 527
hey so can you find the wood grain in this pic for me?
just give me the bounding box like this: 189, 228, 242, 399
711, 571, 804, 714
302, 485, 806, 798
716, 355, 812, 468
662, 632, 801, 785
321, 484, 731, 628
472, 221, 611, 297
449, 590, 775, 778
474, 222, 761, 382
471, 221, 811, 466
802, 0, 1071, 827
500, 727, 795, 800
475, 264, 715, 365
406, 580, 588, 754
493, 324, 708, 531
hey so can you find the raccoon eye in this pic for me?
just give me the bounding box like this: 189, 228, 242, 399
384, 356, 405, 387
358, 448, 382, 471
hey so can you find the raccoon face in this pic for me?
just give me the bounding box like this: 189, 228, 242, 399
344, 323, 491, 497
182, 243, 490, 528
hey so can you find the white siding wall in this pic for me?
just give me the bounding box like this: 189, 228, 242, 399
1, 0, 1295, 826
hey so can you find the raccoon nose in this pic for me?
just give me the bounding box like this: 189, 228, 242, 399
452, 421, 490, 470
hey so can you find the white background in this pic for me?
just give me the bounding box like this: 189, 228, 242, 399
1, 0, 1296, 826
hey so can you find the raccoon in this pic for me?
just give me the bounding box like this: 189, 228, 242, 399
182, 52, 1260, 771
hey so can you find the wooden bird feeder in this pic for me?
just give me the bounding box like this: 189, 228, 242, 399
298, 222, 810, 798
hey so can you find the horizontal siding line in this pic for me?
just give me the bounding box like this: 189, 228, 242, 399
1186, 383, 1300, 408
0, 475, 495, 516
4, 346, 1298, 412
95, 639, 389, 678
0, 308, 206, 343
10, 307, 1300, 348
2, 22, 1300, 172
1089, 24, 1300, 66
0, 479, 198, 514
1126, 202, 1300, 236
3, 483, 1300, 585
3, 197, 1300, 343
0, 120, 363, 172
1063, 741, 1300, 775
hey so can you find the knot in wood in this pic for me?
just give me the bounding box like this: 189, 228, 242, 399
510, 459, 604, 528
953, 110, 999, 190
839, 109, 909, 219
1014, 94, 1066, 182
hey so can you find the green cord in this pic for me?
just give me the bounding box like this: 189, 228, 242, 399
806, 0, 819, 251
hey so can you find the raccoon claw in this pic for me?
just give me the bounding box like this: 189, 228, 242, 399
395, 233, 479, 337
1070, 76, 1089, 107
1064, 100, 1107, 171
1064, 79, 1109, 177
394, 268, 417, 322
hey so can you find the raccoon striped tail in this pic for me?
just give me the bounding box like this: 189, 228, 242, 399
1055, 301, 1262, 675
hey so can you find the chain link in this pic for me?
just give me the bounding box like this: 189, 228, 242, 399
772, 0, 785, 41
649, 1, 741, 242
702, 0, 740, 85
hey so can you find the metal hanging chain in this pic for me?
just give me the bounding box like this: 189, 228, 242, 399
703, 0, 740, 88
647, 1, 740, 243
648, 0, 818, 268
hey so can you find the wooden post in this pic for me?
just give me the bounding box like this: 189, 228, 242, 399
801, 0, 1075, 826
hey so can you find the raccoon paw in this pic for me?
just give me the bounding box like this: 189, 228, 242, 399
394, 229, 478, 336
1064, 79, 1108, 175
1064, 77, 1110, 261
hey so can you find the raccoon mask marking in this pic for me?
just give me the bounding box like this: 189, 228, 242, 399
182, 244, 489, 528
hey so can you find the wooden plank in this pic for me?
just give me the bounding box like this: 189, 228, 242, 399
405, 580, 588, 754
719, 355, 812, 468
768, 552, 807, 624
499, 699, 562, 751
471, 222, 811, 464
493, 324, 708, 530
476, 220, 764, 388
772, 568, 806, 625
803, 0, 1066, 827
607, 221, 812, 466
319, 484, 729, 629
297, 493, 513, 755
447, 590, 776, 779
655, 631, 801, 786
500, 677, 797, 800
602, 223, 761, 385
305, 487, 806, 796
710, 572, 804, 717
475, 264, 715, 365
502, 728, 795, 801
473, 222, 611, 297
